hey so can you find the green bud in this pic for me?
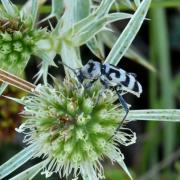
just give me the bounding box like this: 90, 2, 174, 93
0, 43, 12, 54
1, 32, 12, 41
9, 52, 18, 63
13, 41, 23, 52
82, 98, 94, 114
13, 31, 23, 40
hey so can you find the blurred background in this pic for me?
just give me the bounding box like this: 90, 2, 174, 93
0, 0, 180, 179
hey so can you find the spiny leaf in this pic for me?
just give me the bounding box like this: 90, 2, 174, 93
0, 82, 8, 96
105, 0, 151, 65
66, 0, 115, 36
128, 109, 180, 122
134, 0, 141, 7
100, 30, 155, 72
86, 36, 105, 60
72, 12, 132, 46
0, 143, 39, 179
10, 161, 46, 180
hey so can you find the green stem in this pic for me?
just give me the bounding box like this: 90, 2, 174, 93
141, 9, 159, 177
152, 7, 175, 157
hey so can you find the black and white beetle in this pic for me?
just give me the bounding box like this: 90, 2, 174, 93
60, 60, 142, 135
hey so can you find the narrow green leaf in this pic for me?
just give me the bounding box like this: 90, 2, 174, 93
67, 0, 115, 36
39, 0, 64, 23
105, 0, 151, 65
134, 0, 141, 7
0, 82, 8, 96
1, 0, 18, 16
126, 47, 156, 72
3, 95, 25, 105
95, 0, 115, 19
0, 143, 39, 179
34, 50, 56, 84
21, 0, 47, 16
117, 0, 133, 9
31, 0, 38, 27
72, 13, 132, 46
10, 161, 46, 180
101, 30, 155, 72
128, 109, 180, 122
58, 0, 84, 69
117, 158, 133, 180
52, 0, 63, 18
75, 0, 90, 21
86, 36, 105, 60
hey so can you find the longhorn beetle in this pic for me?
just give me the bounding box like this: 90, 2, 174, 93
59, 60, 142, 136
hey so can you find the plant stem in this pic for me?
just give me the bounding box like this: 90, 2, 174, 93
0, 69, 35, 93
152, 7, 175, 157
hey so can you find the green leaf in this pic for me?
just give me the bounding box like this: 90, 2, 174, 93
10, 161, 46, 180
105, 0, 151, 65
128, 109, 180, 122
3, 95, 25, 105
126, 47, 156, 72
134, 0, 141, 7
52, 0, 63, 18
34, 50, 56, 84
31, 0, 38, 27
67, 0, 115, 36
72, 12, 132, 46
0, 82, 8, 96
117, 157, 133, 180
100, 30, 155, 72
1, 0, 18, 17
119, 0, 134, 9
0, 143, 39, 179
95, 0, 115, 18
75, 0, 90, 21
21, 0, 47, 17
39, 0, 64, 23
86, 36, 105, 59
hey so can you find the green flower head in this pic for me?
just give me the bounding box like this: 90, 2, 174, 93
16, 80, 136, 179
0, 0, 47, 74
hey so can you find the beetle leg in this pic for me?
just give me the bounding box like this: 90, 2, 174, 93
84, 78, 98, 89
108, 87, 129, 140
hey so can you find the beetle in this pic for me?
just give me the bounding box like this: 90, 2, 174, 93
60, 60, 142, 135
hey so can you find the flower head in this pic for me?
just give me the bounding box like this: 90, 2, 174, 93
16, 79, 136, 179
0, 1, 47, 75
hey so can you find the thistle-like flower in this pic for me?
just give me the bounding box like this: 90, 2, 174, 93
16, 79, 136, 179
0, 1, 47, 75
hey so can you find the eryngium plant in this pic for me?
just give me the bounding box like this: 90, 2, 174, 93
1, 0, 180, 180
15, 80, 135, 179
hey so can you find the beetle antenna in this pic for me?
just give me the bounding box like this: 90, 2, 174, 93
58, 61, 77, 74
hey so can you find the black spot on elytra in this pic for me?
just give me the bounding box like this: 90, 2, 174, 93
106, 68, 120, 80
121, 75, 129, 87
132, 81, 139, 92
87, 62, 94, 73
